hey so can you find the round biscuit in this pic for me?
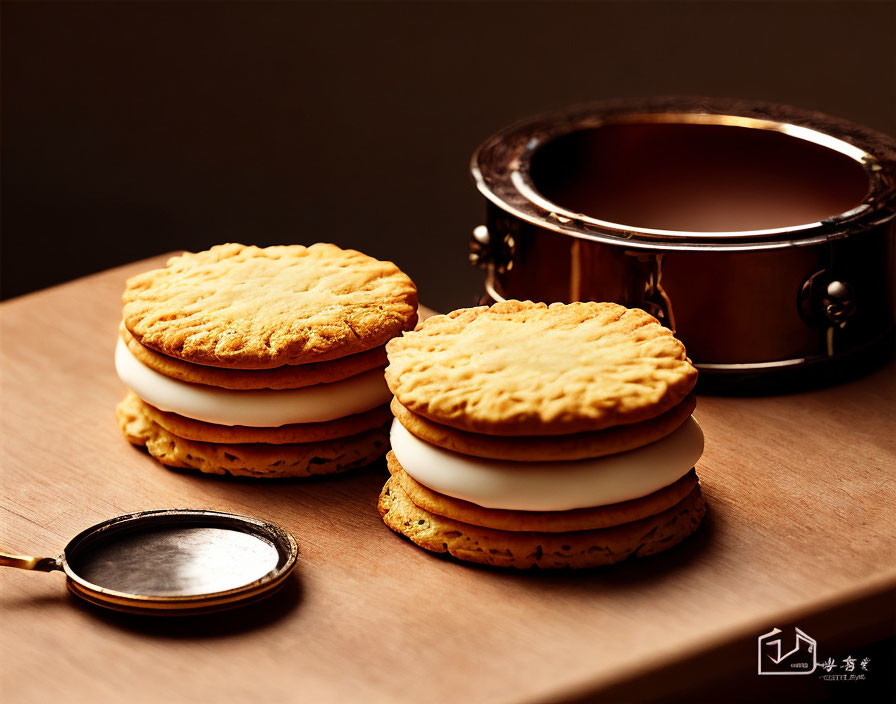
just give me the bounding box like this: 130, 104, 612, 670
386, 451, 698, 532
132, 393, 392, 444
121, 324, 391, 389
391, 394, 696, 460
116, 392, 388, 478
378, 475, 706, 569
385, 300, 697, 435
122, 243, 418, 369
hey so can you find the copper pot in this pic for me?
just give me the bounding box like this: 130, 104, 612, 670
470, 98, 896, 379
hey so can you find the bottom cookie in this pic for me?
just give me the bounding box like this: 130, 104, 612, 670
378, 475, 706, 569
117, 392, 389, 478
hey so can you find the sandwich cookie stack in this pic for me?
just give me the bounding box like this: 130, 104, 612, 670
115, 243, 417, 478
380, 300, 705, 568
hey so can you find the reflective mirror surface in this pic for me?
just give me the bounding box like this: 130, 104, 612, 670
68, 524, 282, 597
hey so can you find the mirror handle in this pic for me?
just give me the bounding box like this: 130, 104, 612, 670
0, 552, 60, 572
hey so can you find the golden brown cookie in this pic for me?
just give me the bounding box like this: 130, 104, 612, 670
116, 393, 388, 478
130, 392, 391, 444
385, 301, 697, 436
123, 243, 418, 369
386, 452, 698, 532
121, 324, 390, 390
391, 394, 696, 461
378, 475, 706, 569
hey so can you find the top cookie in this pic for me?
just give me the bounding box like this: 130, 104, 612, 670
385, 300, 697, 436
123, 243, 418, 369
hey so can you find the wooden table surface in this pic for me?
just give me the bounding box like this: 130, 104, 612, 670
2, 256, 894, 704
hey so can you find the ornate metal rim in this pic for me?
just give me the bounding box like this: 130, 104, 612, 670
472, 98, 896, 252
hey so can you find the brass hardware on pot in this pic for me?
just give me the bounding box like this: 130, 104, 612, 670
631, 252, 676, 332
469, 222, 517, 275
823, 281, 857, 327
470, 98, 896, 377
798, 270, 857, 329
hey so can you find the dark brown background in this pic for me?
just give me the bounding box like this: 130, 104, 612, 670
3, 1, 895, 311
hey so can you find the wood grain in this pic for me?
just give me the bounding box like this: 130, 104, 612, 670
1, 255, 894, 703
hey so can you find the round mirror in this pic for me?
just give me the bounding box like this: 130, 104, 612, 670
1, 509, 298, 615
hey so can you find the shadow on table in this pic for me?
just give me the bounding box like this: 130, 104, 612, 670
695, 339, 894, 397
69, 570, 303, 640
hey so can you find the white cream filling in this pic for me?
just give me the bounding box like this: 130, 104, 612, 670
115, 337, 391, 427
390, 416, 704, 511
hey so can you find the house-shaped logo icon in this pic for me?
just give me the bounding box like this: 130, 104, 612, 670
757, 627, 817, 675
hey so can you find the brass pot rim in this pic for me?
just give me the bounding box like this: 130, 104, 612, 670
471, 97, 896, 252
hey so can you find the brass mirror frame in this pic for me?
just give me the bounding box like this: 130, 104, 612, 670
0, 509, 299, 615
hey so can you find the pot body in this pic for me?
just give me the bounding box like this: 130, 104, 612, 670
482, 204, 894, 370
471, 98, 896, 375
